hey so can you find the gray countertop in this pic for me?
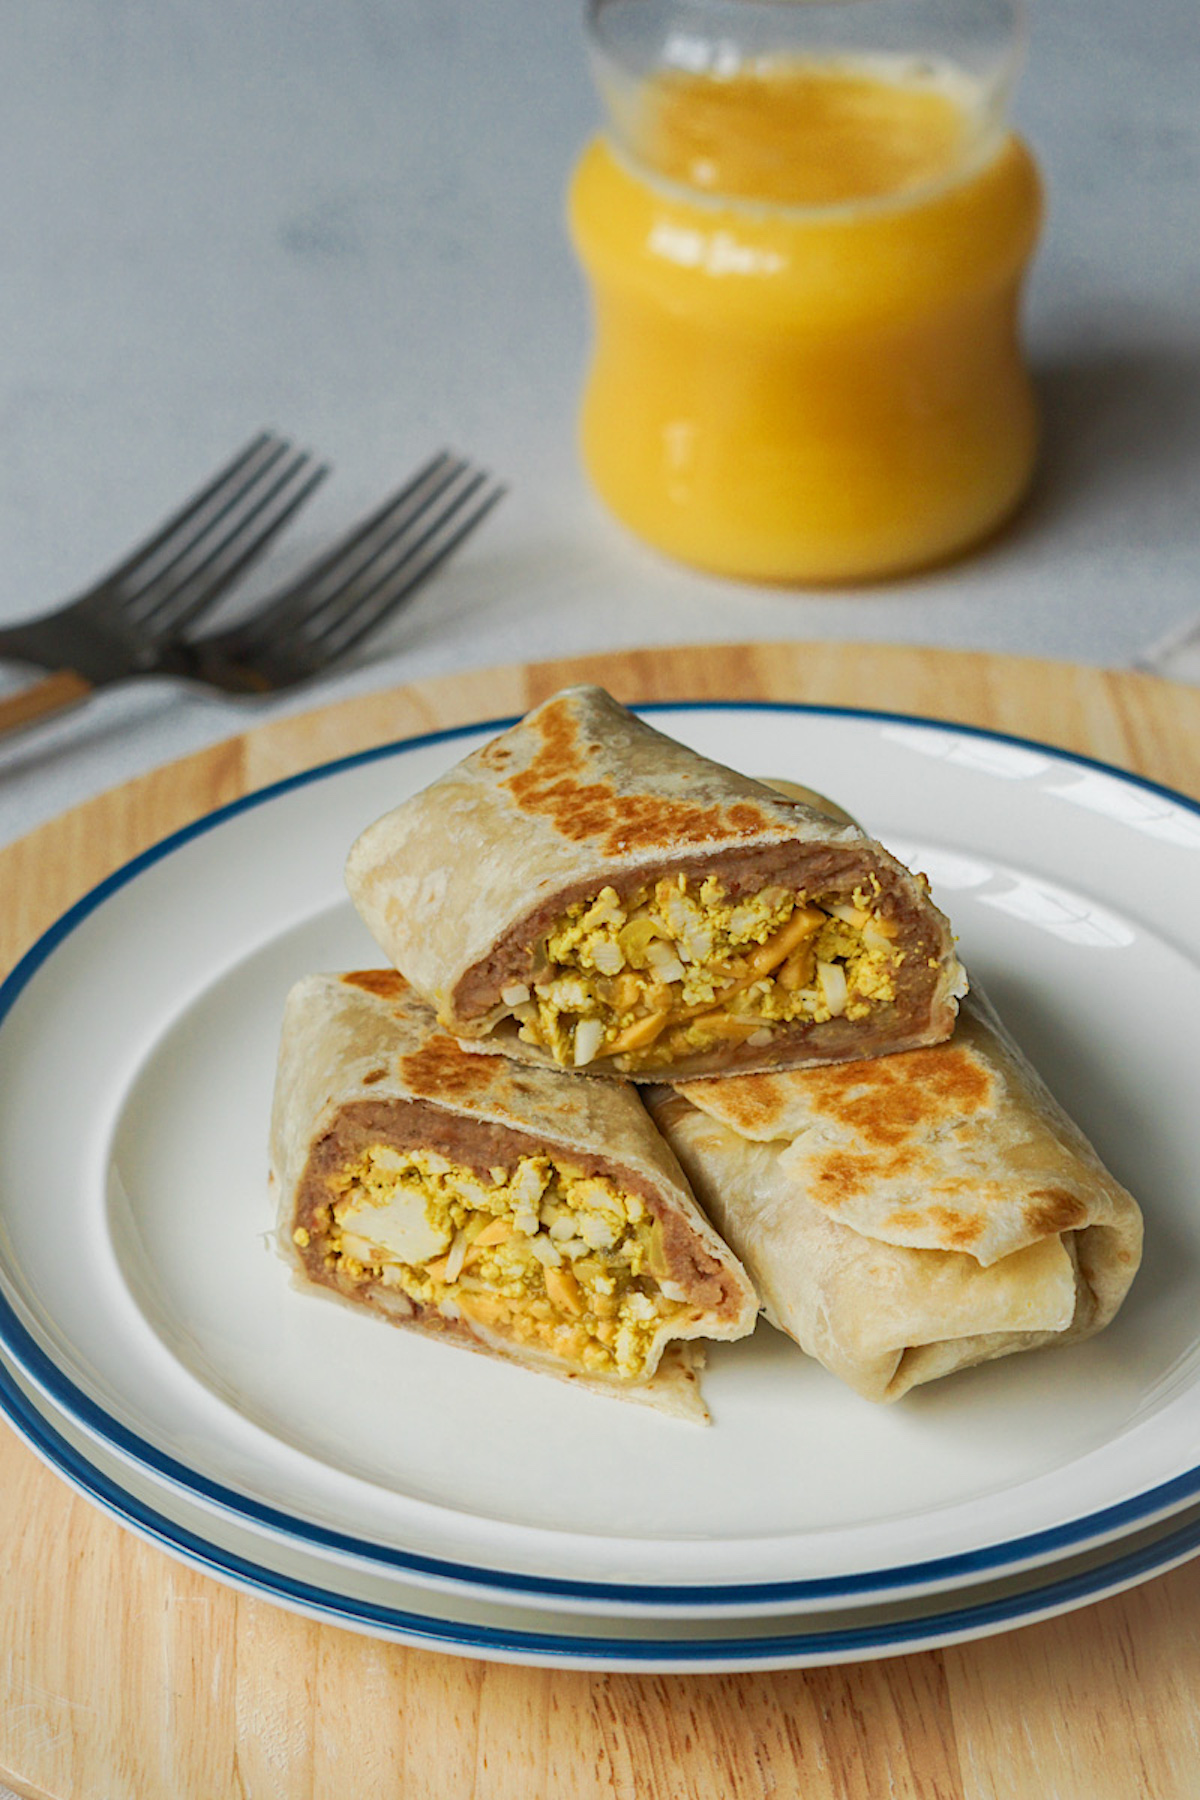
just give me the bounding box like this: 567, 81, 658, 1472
0, 0, 1197, 853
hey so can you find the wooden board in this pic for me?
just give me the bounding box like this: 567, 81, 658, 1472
3, 641, 1200, 1800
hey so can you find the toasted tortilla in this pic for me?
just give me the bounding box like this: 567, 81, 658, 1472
646, 990, 1143, 1402
343, 685, 966, 1080
269, 970, 758, 1421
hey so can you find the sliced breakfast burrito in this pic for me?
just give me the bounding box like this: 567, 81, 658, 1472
645, 991, 1143, 1402
269, 969, 757, 1420
344, 685, 966, 1080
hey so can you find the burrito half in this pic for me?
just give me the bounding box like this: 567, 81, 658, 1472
645, 991, 1143, 1401
344, 685, 966, 1080
270, 970, 757, 1420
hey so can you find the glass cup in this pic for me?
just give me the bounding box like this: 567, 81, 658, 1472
568, 0, 1043, 583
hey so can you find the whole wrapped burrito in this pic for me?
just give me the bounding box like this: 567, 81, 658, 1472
344, 685, 966, 1081
644, 992, 1143, 1402
269, 969, 757, 1421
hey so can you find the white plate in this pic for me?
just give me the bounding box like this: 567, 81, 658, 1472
1, 704, 1199, 1617
7, 1346, 1200, 1673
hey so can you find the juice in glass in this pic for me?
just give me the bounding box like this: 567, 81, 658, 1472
569, 2, 1043, 583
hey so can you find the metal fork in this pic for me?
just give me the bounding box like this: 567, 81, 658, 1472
0, 449, 503, 736
156, 450, 505, 695
0, 432, 328, 735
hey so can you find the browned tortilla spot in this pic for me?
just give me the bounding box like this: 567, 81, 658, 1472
398, 1034, 500, 1098
502, 696, 775, 856
811, 1149, 877, 1205
700, 1075, 791, 1135
811, 1143, 958, 1210
799, 1045, 995, 1148
1024, 1187, 1090, 1236
923, 1204, 987, 1249
342, 969, 409, 1001
799, 1054, 1001, 1232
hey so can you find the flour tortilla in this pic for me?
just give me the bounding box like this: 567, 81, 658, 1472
270, 969, 758, 1420
343, 684, 966, 1079
646, 990, 1143, 1402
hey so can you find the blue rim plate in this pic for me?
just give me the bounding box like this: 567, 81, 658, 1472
1, 701, 1199, 1615
6, 1345, 1200, 1672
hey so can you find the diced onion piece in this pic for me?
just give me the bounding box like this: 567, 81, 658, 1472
510, 1162, 547, 1206
817, 961, 848, 1016
579, 1213, 619, 1251
830, 903, 870, 928
661, 891, 697, 938
548, 976, 591, 1012
646, 940, 686, 984
573, 1017, 606, 1066
501, 983, 531, 1007
370, 1146, 406, 1173
443, 1228, 471, 1284
529, 1235, 563, 1268
590, 940, 625, 976
338, 1231, 379, 1265
747, 1027, 774, 1047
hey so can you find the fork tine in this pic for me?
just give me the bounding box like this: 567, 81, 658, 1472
120, 440, 303, 606
251, 450, 462, 608
96, 432, 290, 591
166, 454, 505, 695
212, 452, 473, 645
303, 475, 506, 663
271, 457, 482, 634
126, 450, 330, 637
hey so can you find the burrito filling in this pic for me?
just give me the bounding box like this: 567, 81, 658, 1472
504, 875, 902, 1072
298, 1145, 692, 1379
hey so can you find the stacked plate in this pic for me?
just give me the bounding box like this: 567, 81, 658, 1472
3, 702, 1200, 1671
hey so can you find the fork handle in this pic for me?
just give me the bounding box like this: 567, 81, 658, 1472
0, 670, 94, 739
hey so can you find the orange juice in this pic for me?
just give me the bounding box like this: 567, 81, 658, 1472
569, 61, 1043, 582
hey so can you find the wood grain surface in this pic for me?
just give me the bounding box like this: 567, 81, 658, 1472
3, 641, 1200, 1800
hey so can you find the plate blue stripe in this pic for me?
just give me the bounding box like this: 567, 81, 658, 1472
4, 1352, 1199, 1666
2, 699, 1199, 1612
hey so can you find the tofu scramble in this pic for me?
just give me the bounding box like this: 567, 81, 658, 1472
502, 874, 902, 1072
302, 1146, 687, 1379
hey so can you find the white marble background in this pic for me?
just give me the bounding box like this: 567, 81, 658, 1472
0, 0, 1197, 853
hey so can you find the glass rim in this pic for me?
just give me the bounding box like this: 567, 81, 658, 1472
583, 0, 1029, 216
586, 0, 1027, 24
585, 0, 1029, 68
